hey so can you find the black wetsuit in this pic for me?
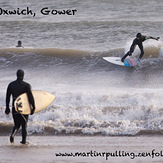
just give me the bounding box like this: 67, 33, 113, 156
121, 36, 147, 62
6, 77, 35, 143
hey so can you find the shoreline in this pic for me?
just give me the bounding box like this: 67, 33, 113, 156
1, 129, 163, 137
1, 135, 163, 163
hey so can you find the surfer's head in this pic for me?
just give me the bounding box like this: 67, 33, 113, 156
17, 40, 22, 47
17, 69, 24, 80
136, 33, 142, 39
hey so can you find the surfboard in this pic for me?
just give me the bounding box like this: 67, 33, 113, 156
103, 57, 140, 67
14, 90, 55, 115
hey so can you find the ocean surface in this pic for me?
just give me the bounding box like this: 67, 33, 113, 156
0, 0, 163, 136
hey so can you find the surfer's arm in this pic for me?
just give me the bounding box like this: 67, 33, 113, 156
5, 85, 11, 114
26, 85, 35, 115
145, 36, 160, 41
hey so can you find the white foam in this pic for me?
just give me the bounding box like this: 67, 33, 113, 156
25, 88, 163, 135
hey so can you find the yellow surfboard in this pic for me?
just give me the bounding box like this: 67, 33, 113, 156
14, 90, 55, 115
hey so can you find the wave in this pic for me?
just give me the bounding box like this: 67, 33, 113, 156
1, 116, 163, 136
0, 41, 162, 58
1, 88, 163, 136
124, 40, 163, 58
1, 46, 163, 81
1, 123, 163, 136
0, 45, 163, 91
0, 47, 89, 58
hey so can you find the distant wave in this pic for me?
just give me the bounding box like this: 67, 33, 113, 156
0, 46, 163, 73
0, 43, 162, 58
0, 48, 89, 58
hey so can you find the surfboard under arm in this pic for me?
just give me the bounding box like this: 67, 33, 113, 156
14, 90, 55, 115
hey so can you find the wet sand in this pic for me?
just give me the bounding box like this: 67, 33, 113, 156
0, 135, 163, 163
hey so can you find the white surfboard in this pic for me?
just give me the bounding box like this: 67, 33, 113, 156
103, 57, 124, 66
14, 90, 55, 115
103, 57, 140, 67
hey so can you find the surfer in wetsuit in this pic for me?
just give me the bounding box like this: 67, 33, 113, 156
5, 69, 35, 144
121, 33, 160, 62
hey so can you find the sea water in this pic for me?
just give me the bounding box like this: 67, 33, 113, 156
0, 0, 163, 136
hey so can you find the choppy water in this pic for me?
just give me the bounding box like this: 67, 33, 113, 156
0, 0, 163, 136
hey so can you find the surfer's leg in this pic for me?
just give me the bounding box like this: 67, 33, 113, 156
138, 44, 144, 59
121, 44, 136, 62
10, 113, 21, 143
121, 51, 130, 62
10, 127, 18, 143
20, 115, 28, 144
139, 51, 144, 59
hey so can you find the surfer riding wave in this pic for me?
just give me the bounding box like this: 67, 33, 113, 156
121, 33, 160, 62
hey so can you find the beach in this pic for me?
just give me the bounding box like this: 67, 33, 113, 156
0, 135, 163, 163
